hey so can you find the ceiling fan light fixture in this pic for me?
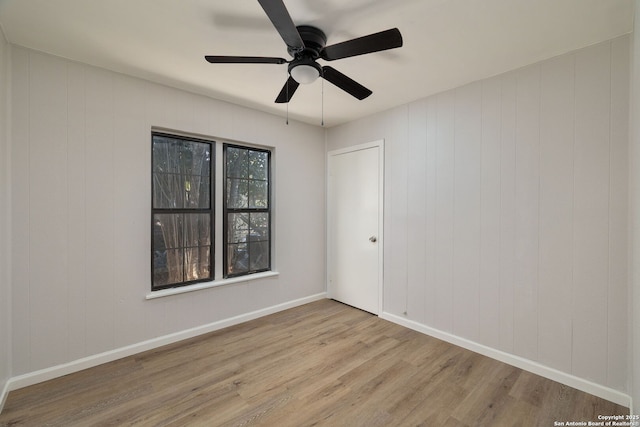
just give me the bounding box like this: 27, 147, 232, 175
291, 64, 319, 84
289, 59, 322, 84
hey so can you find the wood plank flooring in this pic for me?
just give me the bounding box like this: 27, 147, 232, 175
0, 299, 628, 426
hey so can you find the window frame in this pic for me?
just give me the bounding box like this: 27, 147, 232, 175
223, 143, 272, 278
151, 131, 215, 291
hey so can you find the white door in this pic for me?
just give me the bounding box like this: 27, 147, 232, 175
328, 141, 383, 314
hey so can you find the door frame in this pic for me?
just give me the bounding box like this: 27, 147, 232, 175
326, 139, 384, 315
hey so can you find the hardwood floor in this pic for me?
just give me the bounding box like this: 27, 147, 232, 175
0, 299, 628, 426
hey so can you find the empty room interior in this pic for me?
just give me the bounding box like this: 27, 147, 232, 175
1, 0, 640, 425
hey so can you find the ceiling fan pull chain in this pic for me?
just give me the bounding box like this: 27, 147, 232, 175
321, 77, 324, 127
286, 68, 289, 125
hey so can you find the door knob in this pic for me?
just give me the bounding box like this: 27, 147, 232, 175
369, 236, 377, 243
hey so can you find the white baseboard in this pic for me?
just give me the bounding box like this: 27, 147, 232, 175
380, 311, 632, 409
6, 292, 327, 393
0, 378, 9, 414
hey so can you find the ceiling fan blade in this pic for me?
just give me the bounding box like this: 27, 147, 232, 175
275, 76, 300, 103
257, 0, 305, 53
205, 55, 287, 64
322, 66, 372, 100
321, 28, 403, 61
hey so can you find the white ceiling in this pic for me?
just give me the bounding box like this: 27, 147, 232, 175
0, 0, 633, 127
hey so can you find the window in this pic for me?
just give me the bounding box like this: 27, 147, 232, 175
150, 133, 272, 291
224, 144, 271, 277
151, 133, 213, 290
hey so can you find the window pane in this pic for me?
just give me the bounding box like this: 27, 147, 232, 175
154, 214, 183, 249
248, 180, 268, 208
180, 141, 211, 176
184, 213, 211, 247
228, 213, 249, 243
226, 147, 248, 178
226, 179, 248, 209
153, 250, 170, 286
154, 137, 211, 210
153, 137, 180, 174
184, 175, 210, 209
154, 174, 210, 209
153, 173, 184, 209
249, 242, 269, 270
249, 213, 269, 241
185, 247, 211, 281
248, 150, 268, 180
154, 248, 184, 286
228, 243, 249, 275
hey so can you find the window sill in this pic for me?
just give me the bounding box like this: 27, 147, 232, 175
145, 271, 280, 300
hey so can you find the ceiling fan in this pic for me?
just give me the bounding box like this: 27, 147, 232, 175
205, 0, 403, 103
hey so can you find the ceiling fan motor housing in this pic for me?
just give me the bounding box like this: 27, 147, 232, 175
288, 25, 327, 58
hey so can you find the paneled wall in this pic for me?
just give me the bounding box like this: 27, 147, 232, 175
0, 29, 11, 404
327, 36, 630, 393
10, 47, 326, 376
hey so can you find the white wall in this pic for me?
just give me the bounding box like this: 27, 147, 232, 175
327, 36, 630, 396
0, 27, 12, 408
9, 46, 326, 378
